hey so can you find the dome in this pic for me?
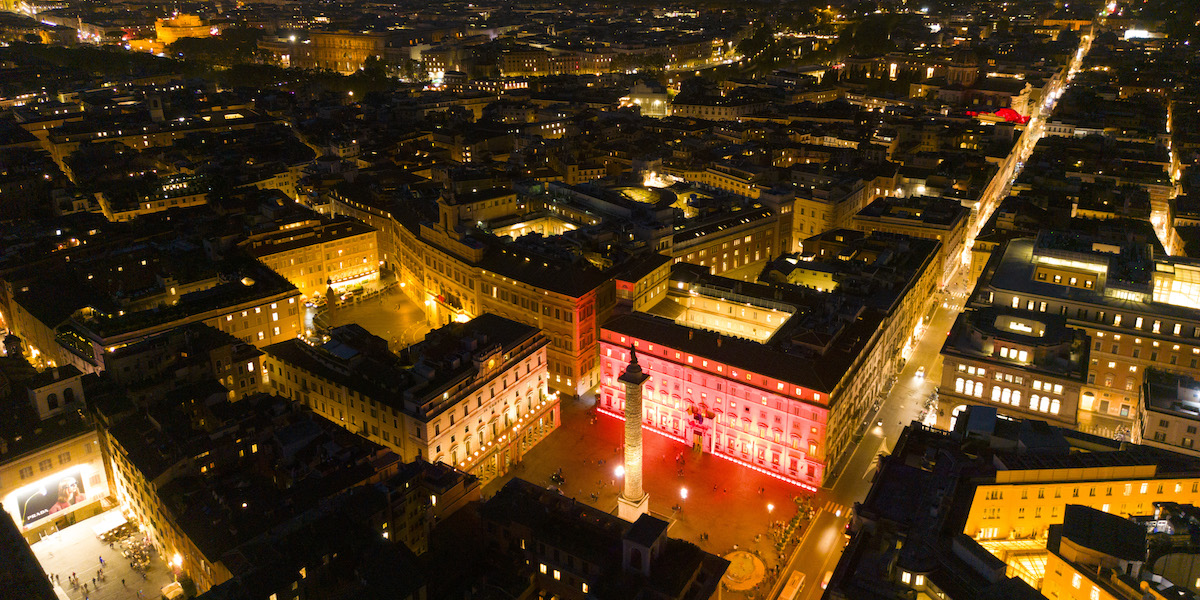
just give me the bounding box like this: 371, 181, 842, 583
949, 46, 979, 67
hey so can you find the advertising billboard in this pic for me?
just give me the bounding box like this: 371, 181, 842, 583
15, 466, 87, 527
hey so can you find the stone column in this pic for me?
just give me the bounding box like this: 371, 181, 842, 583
618, 348, 650, 522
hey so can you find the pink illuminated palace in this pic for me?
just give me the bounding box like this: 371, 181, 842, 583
599, 318, 830, 489
597, 232, 941, 489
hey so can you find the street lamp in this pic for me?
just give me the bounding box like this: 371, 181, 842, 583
768, 503, 775, 514
615, 465, 624, 478
21, 487, 47, 522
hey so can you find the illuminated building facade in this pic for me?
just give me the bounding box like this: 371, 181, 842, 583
1136, 368, 1200, 456
975, 232, 1200, 434
600, 318, 829, 489
0, 360, 106, 542
103, 393, 397, 594
3, 257, 303, 374
1041, 505, 1154, 600
827, 407, 1200, 600
154, 14, 216, 45
331, 187, 618, 397
242, 217, 380, 300
263, 314, 556, 484
597, 233, 939, 487
850, 195, 970, 288
938, 307, 1089, 430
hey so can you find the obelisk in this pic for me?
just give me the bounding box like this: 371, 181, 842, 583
617, 347, 650, 522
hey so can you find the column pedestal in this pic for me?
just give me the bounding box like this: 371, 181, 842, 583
618, 492, 649, 522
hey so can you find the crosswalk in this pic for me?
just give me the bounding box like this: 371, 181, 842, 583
819, 500, 848, 517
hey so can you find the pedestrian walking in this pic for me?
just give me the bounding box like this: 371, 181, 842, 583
122, 578, 126, 587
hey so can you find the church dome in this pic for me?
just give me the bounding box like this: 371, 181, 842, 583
949, 46, 979, 67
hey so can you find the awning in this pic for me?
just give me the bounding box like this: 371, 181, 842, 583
91, 513, 127, 538
162, 582, 184, 599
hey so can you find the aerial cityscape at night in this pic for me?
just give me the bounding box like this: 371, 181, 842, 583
0, 0, 1197, 598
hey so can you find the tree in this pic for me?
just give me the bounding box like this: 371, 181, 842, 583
361, 55, 388, 79
397, 58, 427, 82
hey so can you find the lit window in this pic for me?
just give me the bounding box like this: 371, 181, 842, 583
914, 575, 924, 586
540, 564, 547, 574
1073, 573, 1081, 588
554, 570, 561, 581
582, 583, 589, 593
901, 571, 911, 584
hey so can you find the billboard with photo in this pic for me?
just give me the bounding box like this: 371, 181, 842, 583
15, 466, 87, 527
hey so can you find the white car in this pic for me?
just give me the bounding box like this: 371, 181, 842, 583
916, 367, 925, 379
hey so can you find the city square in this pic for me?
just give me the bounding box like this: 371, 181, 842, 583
30, 512, 178, 600
481, 390, 833, 599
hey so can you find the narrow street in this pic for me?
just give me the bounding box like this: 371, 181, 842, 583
766, 27, 1097, 599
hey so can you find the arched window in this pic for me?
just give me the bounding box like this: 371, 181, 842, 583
63, 388, 76, 404
1050, 399, 1059, 414
1001, 389, 1011, 404
950, 405, 968, 429
992, 386, 1002, 402
974, 381, 983, 397
47, 393, 58, 410
1031, 394, 1040, 410
955, 378, 965, 393
1012, 391, 1021, 407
